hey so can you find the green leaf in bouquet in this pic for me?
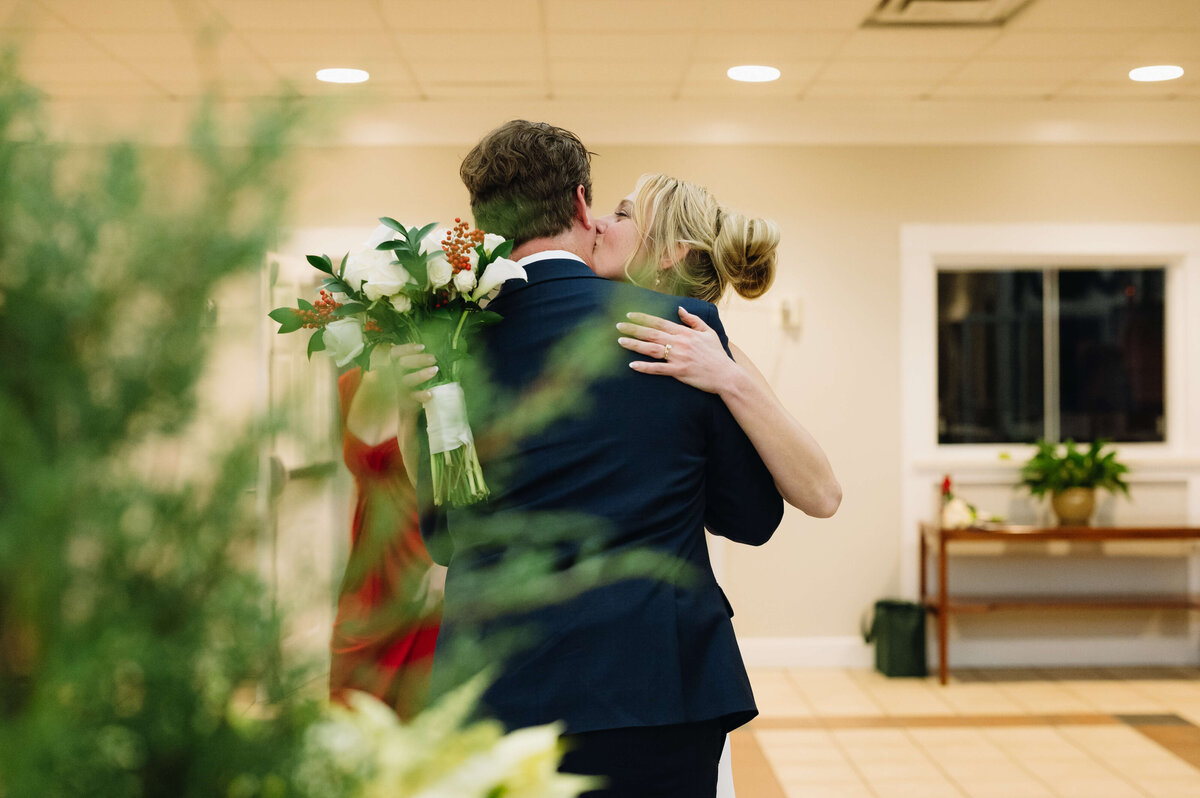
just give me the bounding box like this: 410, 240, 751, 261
352, 342, 375, 371
334, 302, 366, 316
470, 310, 504, 328
374, 239, 406, 251
306, 328, 325, 359
411, 221, 439, 245
268, 307, 303, 334
297, 297, 315, 311
305, 254, 334, 275
398, 251, 429, 285
337, 252, 348, 279
488, 238, 514, 261
379, 216, 405, 234
321, 276, 349, 293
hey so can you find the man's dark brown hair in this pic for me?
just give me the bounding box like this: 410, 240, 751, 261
459, 120, 593, 246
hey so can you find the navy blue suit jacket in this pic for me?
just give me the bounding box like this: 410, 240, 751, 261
420, 256, 783, 735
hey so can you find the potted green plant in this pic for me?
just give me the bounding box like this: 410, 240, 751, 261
1019, 438, 1130, 526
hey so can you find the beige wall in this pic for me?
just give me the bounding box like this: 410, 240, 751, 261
283, 141, 1200, 645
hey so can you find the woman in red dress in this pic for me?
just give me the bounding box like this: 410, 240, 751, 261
329, 360, 441, 720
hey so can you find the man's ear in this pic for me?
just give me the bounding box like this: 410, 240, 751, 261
573, 185, 594, 230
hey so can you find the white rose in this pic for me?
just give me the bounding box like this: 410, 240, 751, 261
453, 268, 478, 294
390, 294, 412, 313
471, 256, 527, 302
359, 258, 413, 301
427, 253, 453, 288
363, 223, 398, 250
343, 247, 401, 294
482, 233, 506, 255
323, 318, 365, 367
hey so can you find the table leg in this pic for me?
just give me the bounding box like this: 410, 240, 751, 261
938, 531, 949, 685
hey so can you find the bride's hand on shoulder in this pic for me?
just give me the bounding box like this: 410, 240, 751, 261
616, 306, 742, 395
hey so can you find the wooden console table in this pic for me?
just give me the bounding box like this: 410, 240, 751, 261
918, 522, 1200, 684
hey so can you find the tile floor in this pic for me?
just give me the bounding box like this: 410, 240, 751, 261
732, 667, 1200, 798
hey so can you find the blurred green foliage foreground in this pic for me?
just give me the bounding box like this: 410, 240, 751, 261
0, 57, 322, 796
0, 56, 652, 798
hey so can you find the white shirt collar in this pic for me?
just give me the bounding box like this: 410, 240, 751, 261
515, 249, 587, 268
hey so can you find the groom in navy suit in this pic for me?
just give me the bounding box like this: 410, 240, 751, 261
420, 120, 783, 797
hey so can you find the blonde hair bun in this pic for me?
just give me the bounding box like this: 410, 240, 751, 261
712, 209, 779, 300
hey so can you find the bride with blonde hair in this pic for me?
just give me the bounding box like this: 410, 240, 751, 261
593, 174, 841, 796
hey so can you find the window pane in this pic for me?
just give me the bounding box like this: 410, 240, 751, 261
938, 271, 1044, 444
1058, 268, 1164, 442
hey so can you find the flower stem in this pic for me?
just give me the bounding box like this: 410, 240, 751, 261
450, 308, 470, 351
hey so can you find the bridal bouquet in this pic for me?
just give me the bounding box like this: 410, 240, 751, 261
270, 217, 525, 506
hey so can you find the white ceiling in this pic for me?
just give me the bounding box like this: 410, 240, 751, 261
3, 0, 1200, 145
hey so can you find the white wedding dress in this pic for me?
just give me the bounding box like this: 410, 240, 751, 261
717, 734, 735, 797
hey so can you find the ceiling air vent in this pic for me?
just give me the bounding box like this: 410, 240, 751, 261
864, 0, 1035, 27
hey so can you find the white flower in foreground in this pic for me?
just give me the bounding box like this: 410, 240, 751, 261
414, 723, 591, 798
941, 497, 975, 529
323, 318, 365, 367
453, 268, 478, 294
471, 257, 526, 303
427, 253, 454, 288
482, 232, 506, 255
390, 294, 412, 313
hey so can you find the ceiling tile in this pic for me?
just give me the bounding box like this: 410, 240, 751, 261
409, 58, 542, 83
838, 28, 1001, 59
204, 0, 385, 31
1057, 80, 1185, 99
552, 84, 675, 101
802, 81, 929, 99
546, 33, 691, 60
244, 31, 397, 61
1123, 30, 1200, 63
1, 1, 65, 29
1012, 0, 1193, 30
395, 31, 541, 60
423, 82, 545, 101
677, 78, 800, 100
952, 58, 1105, 83
32, 0, 189, 30
819, 59, 962, 83
8, 29, 108, 61
89, 31, 260, 63
701, 0, 879, 31
19, 56, 143, 83
549, 58, 684, 85
693, 31, 846, 61
544, 0, 697, 33
378, 0, 539, 31
297, 79, 420, 99
932, 82, 1061, 99
980, 30, 1153, 58
32, 80, 166, 100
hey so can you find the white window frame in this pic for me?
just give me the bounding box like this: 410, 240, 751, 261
899, 224, 1200, 597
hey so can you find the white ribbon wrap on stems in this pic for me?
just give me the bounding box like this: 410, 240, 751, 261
424, 382, 475, 455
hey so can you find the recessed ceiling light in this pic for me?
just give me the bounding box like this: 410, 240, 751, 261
1129, 65, 1184, 82
316, 68, 370, 84
726, 65, 781, 83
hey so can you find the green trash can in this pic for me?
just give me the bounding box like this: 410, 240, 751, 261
863, 599, 928, 677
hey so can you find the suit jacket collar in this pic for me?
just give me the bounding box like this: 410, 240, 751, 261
502, 253, 602, 296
